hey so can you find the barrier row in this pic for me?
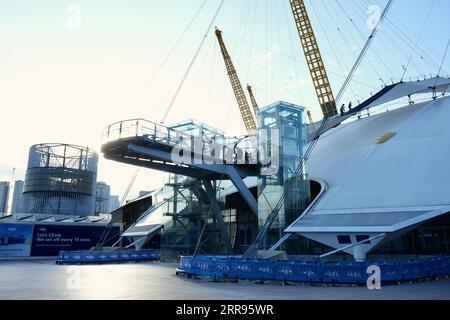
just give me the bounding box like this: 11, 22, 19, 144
57, 249, 160, 264
178, 256, 450, 284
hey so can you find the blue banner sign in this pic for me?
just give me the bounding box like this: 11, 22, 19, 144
0, 223, 33, 257
30, 224, 120, 256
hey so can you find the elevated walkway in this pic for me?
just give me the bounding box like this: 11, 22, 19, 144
102, 119, 261, 254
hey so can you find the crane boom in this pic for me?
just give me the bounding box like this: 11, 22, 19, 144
289, 0, 338, 118
215, 28, 257, 133
247, 84, 259, 115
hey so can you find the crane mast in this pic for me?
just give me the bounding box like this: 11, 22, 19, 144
289, 0, 338, 118
215, 28, 257, 133
247, 84, 259, 116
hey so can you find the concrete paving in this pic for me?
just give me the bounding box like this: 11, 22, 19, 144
0, 259, 449, 300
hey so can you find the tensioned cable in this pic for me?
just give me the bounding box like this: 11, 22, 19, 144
334, 0, 395, 81
147, 0, 209, 89
207, 40, 217, 106
401, 0, 436, 81
222, 31, 378, 90
96, 168, 140, 248
437, 39, 450, 77
310, 0, 358, 99
353, 0, 428, 77
236, 0, 252, 63
434, 38, 450, 90
246, 0, 258, 80
360, 0, 446, 71
335, 0, 394, 104
265, 0, 269, 104
161, 0, 225, 124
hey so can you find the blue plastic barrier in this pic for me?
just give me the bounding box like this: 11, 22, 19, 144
296, 262, 320, 282
177, 255, 450, 284
372, 261, 399, 282
322, 262, 365, 284
214, 257, 231, 278
57, 249, 160, 264
179, 256, 193, 272
275, 261, 297, 281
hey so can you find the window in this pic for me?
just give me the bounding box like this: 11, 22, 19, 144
337, 235, 352, 244
356, 235, 371, 244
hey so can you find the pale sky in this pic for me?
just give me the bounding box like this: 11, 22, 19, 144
0, 0, 449, 200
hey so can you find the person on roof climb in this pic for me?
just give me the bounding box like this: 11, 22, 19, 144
340, 104, 345, 116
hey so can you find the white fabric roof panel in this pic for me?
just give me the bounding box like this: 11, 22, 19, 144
288, 211, 427, 230
288, 96, 450, 233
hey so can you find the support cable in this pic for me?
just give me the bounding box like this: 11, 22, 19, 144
95, 168, 140, 250
353, 0, 426, 77
161, 0, 225, 123
436, 38, 450, 79
334, 0, 395, 81
401, 0, 436, 81
147, 0, 209, 89
359, 0, 446, 73
311, 1, 358, 99
335, 0, 394, 104
433, 38, 450, 98
224, 31, 379, 91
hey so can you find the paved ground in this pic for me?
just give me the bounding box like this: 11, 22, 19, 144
0, 259, 449, 300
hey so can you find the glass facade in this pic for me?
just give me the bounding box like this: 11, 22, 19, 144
95, 182, 111, 215
371, 213, 450, 257
0, 182, 10, 214
257, 102, 311, 252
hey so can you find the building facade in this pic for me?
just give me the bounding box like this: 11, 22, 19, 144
109, 195, 119, 212
11, 180, 25, 213
22, 143, 98, 216
0, 182, 10, 214
95, 182, 111, 215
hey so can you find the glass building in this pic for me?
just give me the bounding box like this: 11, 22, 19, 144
257, 102, 311, 251
0, 182, 10, 214
11, 180, 25, 213
95, 182, 111, 215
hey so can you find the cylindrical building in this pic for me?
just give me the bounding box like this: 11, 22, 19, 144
22, 143, 98, 216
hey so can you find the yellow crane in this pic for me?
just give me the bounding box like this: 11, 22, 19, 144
246, 84, 259, 116
215, 27, 257, 133
289, 0, 338, 118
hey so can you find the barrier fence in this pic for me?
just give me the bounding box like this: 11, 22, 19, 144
178, 255, 450, 284
57, 249, 160, 264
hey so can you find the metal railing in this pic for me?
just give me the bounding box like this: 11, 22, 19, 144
102, 118, 258, 164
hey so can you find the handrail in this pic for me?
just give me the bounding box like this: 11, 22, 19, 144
102, 118, 258, 161
102, 118, 255, 141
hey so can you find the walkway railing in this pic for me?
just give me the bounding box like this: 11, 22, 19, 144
178, 255, 450, 284
102, 118, 258, 163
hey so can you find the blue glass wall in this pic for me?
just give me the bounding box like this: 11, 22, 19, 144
257, 101, 310, 250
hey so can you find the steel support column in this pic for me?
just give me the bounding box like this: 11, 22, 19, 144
226, 167, 258, 215
202, 179, 233, 254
